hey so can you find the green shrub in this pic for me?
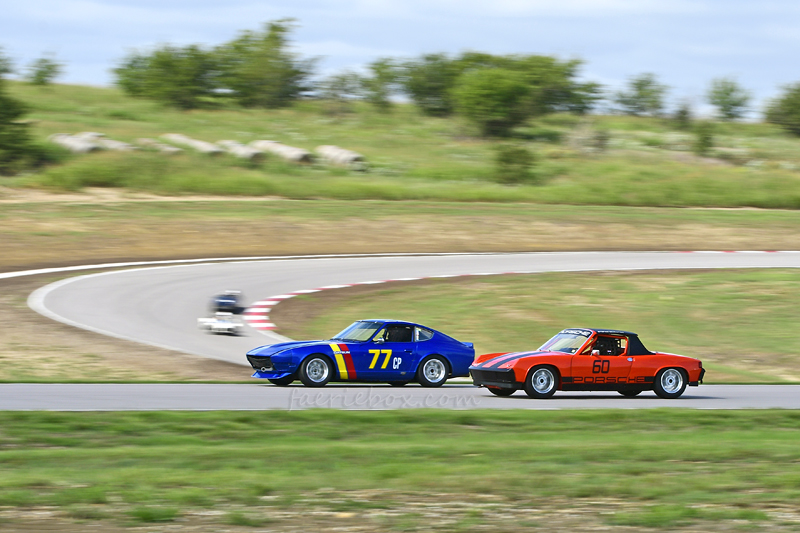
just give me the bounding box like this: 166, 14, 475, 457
766, 82, 800, 137
693, 122, 714, 156
672, 102, 693, 130
707, 77, 750, 121
26, 56, 63, 86
493, 144, 537, 184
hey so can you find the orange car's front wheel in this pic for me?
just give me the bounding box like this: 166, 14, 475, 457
524, 366, 558, 399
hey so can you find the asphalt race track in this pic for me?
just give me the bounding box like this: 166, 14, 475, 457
14, 251, 800, 410
2, 383, 800, 410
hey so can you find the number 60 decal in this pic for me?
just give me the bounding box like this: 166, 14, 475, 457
593, 359, 611, 374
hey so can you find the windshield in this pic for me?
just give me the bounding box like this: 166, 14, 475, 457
538, 330, 592, 354
332, 321, 383, 342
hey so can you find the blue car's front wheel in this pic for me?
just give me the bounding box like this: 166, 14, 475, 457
300, 355, 333, 387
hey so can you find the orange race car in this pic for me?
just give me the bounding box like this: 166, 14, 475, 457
470, 328, 704, 399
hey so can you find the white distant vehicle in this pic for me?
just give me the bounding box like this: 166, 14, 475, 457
198, 312, 243, 335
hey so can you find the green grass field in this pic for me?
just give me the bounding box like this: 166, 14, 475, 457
275, 269, 800, 382
7, 82, 800, 208
1, 410, 799, 529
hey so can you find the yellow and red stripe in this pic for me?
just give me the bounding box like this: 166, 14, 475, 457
329, 343, 356, 379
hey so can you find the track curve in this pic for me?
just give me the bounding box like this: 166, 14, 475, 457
28, 251, 800, 365
17, 251, 800, 410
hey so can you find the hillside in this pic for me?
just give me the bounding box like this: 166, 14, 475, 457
5, 81, 800, 208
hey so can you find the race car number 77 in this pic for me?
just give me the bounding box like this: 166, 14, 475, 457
369, 349, 392, 369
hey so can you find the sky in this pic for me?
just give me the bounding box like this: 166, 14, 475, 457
3, 0, 799, 116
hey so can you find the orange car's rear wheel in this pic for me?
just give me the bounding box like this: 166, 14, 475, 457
487, 387, 515, 397
654, 368, 687, 399
524, 366, 558, 399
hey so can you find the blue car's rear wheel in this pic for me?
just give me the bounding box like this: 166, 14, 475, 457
417, 355, 449, 387
299, 355, 333, 387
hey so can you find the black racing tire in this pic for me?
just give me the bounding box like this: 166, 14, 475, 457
653, 368, 688, 399
299, 355, 334, 387
523, 366, 558, 399
388, 381, 409, 387
416, 355, 450, 388
268, 376, 295, 387
487, 387, 516, 397
617, 389, 643, 397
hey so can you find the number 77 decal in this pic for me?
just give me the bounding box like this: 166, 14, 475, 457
369, 349, 393, 369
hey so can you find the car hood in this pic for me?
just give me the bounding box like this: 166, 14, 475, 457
247, 340, 331, 356
471, 350, 551, 369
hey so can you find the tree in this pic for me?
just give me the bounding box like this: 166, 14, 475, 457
453, 68, 530, 136
113, 19, 313, 109
399, 52, 600, 119
361, 58, 398, 112
766, 83, 800, 137
693, 121, 714, 156
672, 100, 693, 130
27, 55, 62, 85
614, 73, 668, 116
317, 70, 362, 115
114, 52, 150, 97
0, 48, 13, 77
400, 54, 461, 117
215, 19, 314, 108
0, 50, 34, 175
707, 77, 750, 121
114, 45, 218, 109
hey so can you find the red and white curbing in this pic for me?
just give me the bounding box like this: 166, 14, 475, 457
244, 271, 533, 332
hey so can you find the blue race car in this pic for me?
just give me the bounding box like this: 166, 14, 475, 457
246, 319, 475, 387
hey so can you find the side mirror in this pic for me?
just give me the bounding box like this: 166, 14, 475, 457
591, 349, 600, 356
374, 337, 384, 344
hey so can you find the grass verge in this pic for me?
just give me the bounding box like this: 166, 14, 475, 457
0, 410, 798, 530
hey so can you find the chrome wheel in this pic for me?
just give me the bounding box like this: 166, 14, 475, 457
660, 368, 683, 394
417, 356, 449, 387
423, 359, 446, 383
306, 358, 329, 383
299, 356, 333, 387
654, 367, 687, 399
524, 366, 558, 399
531, 368, 555, 394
